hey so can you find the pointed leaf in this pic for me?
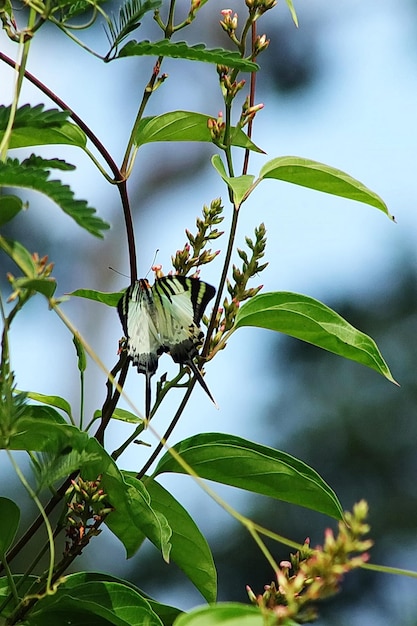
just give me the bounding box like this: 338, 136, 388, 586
234, 291, 397, 384
0, 104, 87, 149
0, 157, 109, 238
69, 288, 123, 307
93, 408, 144, 424
24, 391, 72, 420
58, 572, 182, 626
0, 194, 23, 225
285, 0, 299, 27
27, 580, 163, 626
12, 277, 56, 298
154, 433, 343, 519
81, 441, 172, 560
211, 154, 255, 205
135, 111, 263, 152
259, 156, 393, 219
0, 235, 37, 276
145, 478, 217, 602
118, 40, 259, 72
0, 498, 20, 558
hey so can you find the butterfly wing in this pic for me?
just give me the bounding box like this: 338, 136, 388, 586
152, 276, 215, 364
117, 279, 162, 376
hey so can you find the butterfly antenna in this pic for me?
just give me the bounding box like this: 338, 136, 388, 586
187, 360, 218, 409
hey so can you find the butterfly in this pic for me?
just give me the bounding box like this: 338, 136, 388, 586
117, 274, 216, 407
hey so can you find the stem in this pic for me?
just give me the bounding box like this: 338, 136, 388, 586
0, 9, 36, 160
6, 452, 55, 594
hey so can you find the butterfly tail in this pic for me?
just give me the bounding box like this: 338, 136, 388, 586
187, 360, 218, 409
145, 371, 153, 419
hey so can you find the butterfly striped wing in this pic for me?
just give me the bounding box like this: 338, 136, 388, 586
152, 276, 216, 364
118, 279, 161, 376
118, 275, 215, 375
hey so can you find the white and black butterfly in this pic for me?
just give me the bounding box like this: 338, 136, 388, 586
118, 275, 216, 405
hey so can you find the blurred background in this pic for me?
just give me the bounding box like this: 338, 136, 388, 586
1, 0, 417, 624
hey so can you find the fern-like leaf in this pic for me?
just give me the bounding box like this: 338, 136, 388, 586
117, 39, 259, 72
0, 104, 86, 149
0, 156, 109, 238
104, 0, 162, 60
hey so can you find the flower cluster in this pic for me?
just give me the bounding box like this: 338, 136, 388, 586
247, 501, 373, 624
210, 223, 267, 353
7, 252, 55, 302
64, 476, 112, 556
171, 198, 224, 276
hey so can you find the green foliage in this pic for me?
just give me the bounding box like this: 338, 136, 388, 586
153, 433, 343, 519
234, 291, 397, 384
105, 0, 163, 58
0, 104, 87, 148
0, 0, 401, 624
0, 498, 20, 558
117, 40, 259, 71
0, 156, 109, 237
135, 111, 263, 151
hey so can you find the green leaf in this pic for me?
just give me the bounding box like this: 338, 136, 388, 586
24, 391, 72, 420
27, 580, 163, 626
80, 441, 172, 560
104, 0, 162, 59
0, 194, 23, 225
12, 277, 56, 298
69, 288, 123, 307
104, 472, 172, 561
144, 478, 217, 603
285, 0, 299, 27
93, 408, 144, 424
0, 404, 89, 452
258, 156, 393, 219
57, 573, 182, 626
0, 498, 20, 558
0, 104, 86, 149
0, 156, 110, 238
211, 154, 255, 205
134, 111, 263, 153
0, 235, 37, 276
154, 433, 343, 519
234, 291, 397, 384
174, 604, 268, 626
118, 40, 259, 72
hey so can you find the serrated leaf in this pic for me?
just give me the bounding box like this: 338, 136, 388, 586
174, 603, 268, 626
154, 433, 343, 519
118, 40, 259, 72
258, 156, 393, 219
105, 0, 162, 59
234, 291, 397, 384
135, 111, 263, 152
0, 498, 20, 558
144, 478, 217, 603
0, 157, 109, 238
0, 104, 86, 149
211, 154, 255, 205
0, 194, 23, 225
69, 288, 123, 307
